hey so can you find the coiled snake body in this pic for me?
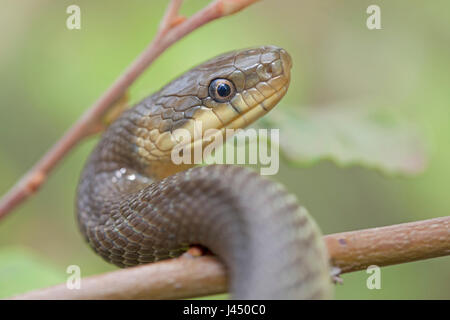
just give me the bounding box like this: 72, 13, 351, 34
76, 46, 332, 299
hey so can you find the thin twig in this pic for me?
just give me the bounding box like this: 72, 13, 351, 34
0, 0, 260, 220
11, 216, 449, 300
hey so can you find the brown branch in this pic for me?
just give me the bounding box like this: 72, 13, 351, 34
324, 216, 450, 273
11, 216, 449, 300
0, 0, 260, 220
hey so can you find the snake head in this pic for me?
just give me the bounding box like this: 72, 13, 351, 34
202, 45, 292, 130
132, 46, 292, 167
156, 45, 292, 131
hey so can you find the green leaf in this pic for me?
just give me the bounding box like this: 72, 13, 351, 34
259, 103, 428, 175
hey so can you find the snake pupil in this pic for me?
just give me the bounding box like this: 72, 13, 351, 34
217, 83, 231, 97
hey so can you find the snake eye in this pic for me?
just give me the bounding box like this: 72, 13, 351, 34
209, 79, 235, 103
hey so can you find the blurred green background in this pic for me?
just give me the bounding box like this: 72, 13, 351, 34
0, 0, 448, 299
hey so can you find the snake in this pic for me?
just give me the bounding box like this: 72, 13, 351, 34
76, 45, 333, 299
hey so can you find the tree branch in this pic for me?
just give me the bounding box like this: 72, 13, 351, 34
0, 0, 260, 220
11, 216, 449, 300
323, 216, 449, 273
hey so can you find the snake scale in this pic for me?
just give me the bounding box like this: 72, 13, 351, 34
76, 46, 333, 299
